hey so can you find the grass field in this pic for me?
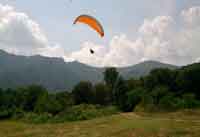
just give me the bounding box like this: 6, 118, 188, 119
0, 110, 200, 137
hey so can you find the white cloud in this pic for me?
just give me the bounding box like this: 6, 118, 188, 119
67, 7, 200, 67
0, 4, 200, 67
0, 4, 49, 55
182, 6, 200, 27
69, 41, 107, 66
0, 4, 71, 61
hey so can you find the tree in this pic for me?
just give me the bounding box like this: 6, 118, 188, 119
20, 85, 47, 111
126, 78, 143, 91
34, 93, 62, 115
126, 88, 146, 111
113, 77, 130, 111
0, 88, 3, 108
182, 93, 200, 108
159, 93, 181, 111
104, 67, 119, 90
2, 88, 16, 109
0, 88, 18, 119
176, 64, 200, 98
72, 81, 94, 104
94, 83, 111, 105
151, 86, 169, 105
144, 68, 177, 91
56, 92, 74, 110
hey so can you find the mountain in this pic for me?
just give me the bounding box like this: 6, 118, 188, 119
0, 50, 177, 91
119, 60, 178, 79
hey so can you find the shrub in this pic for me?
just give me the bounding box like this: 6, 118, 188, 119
159, 94, 184, 111
72, 82, 94, 104
125, 88, 145, 112
54, 104, 119, 122
22, 112, 52, 124
182, 93, 200, 109
135, 94, 157, 112
12, 108, 25, 120
0, 108, 13, 119
151, 86, 169, 105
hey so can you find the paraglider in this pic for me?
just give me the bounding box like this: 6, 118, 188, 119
73, 14, 104, 54
90, 49, 94, 54
73, 14, 104, 37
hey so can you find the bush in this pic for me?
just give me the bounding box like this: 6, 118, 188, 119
125, 88, 145, 112
12, 108, 25, 120
18, 104, 118, 123
34, 93, 62, 115
182, 93, 200, 109
22, 112, 52, 124
159, 94, 183, 111
72, 82, 94, 104
135, 94, 157, 112
0, 108, 13, 119
151, 86, 169, 105
159, 93, 200, 111
54, 104, 119, 122
94, 83, 112, 105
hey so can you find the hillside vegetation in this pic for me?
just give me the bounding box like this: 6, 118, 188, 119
0, 62, 200, 124
0, 50, 177, 90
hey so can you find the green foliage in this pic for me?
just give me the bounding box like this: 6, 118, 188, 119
139, 94, 156, 112
93, 83, 112, 105
104, 67, 119, 90
113, 77, 128, 110
126, 78, 144, 91
22, 112, 52, 124
19, 85, 48, 111
12, 108, 25, 120
182, 93, 200, 108
55, 92, 74, 110
72, 81, 94, 104
0, 108, 13, 119
1, 62, 200, 123
159, 94, 182, 111
34, 93, 62, 115
144, 68, 177, 91
150, 86, 169, 105
55, 104, 119, 122
176, 64, 200, 98
126, 88, 145, 111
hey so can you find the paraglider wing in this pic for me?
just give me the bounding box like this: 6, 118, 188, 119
73, 15, 104, 37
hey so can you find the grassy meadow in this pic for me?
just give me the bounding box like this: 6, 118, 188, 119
0, 110, 200, 137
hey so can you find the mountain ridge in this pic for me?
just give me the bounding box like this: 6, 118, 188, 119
0, 49, 178, 91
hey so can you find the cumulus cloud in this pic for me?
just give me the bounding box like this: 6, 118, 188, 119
69, 42, 107, 66
0, 3, 200, 67
0, 4, 49, 55
182, 6, 200, 27
67, 7, 200, 67
0, 4, 71, 61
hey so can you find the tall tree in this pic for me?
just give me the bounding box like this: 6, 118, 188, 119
104, 67, 119, 90
144, 68, 177, 91
21, 85, 47, 111
94, 83, 111, 105
0, 88, 4, 108
176, 63, 200, 98
72, 81, 94, 104
114, 77, 129, 111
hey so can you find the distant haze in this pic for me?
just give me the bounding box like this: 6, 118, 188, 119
0, 50, 177, 91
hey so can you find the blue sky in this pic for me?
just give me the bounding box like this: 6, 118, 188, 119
0, 0, 200, 66
2, 0, 199, 52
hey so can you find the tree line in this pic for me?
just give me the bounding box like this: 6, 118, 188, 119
0, 63, 200, 122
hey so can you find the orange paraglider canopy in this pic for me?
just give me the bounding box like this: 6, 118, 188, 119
73, 15, 104, 37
